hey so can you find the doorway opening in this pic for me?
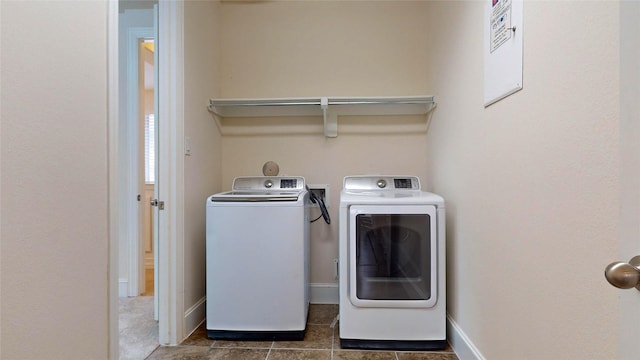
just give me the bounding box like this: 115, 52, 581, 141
111, 1, 185, 355
117, 2, 159, 357
118, 33, 159, 360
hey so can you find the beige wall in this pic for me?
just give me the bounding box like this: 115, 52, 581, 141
220, 1, 431, 99
219, 0, 432, 284
425, 1, 618, 358
1, 1, 109, 359
183, 0, 222, 332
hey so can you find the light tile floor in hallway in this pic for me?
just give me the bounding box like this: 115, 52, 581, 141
145, 304, 458, 360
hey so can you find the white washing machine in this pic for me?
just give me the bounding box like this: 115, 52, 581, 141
206, 176, 310, 340
339, 175, 446, 350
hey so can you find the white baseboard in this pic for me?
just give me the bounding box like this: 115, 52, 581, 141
447, 314, 485, 360
310, 283, 339, 304
184, 296, 206, 339
119, 278, 129, 297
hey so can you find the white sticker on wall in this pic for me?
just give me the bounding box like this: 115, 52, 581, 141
490, 0, 512, 53
484, 0, 523, 107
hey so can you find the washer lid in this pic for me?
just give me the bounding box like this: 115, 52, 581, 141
210, 190, 303, 202
211, 176, 306, 202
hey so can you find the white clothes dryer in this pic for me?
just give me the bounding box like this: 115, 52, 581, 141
338, 175, 446, 350
206, 176, 310, 340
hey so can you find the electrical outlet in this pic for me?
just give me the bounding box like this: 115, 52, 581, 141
308, 184, 329, 208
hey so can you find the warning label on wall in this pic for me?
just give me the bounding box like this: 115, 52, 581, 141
490, 0, 512, 53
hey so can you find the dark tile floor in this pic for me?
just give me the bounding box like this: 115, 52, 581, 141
145, 304, 458, 360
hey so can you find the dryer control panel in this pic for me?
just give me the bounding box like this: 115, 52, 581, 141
343, 175, 421, 192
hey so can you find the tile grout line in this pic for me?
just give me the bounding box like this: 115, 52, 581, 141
331, 312, 339, 360
330, 323, 335, 360
262, 340, 274, 360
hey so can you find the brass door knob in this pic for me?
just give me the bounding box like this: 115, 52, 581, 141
604, 256, 640, 290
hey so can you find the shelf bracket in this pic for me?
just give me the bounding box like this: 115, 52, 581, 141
207, 99, 216, 113
425, 101, 437, 114
321, 97, 338, 138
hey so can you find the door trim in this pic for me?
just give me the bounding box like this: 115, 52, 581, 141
108, 0, 185, 355
157, 0, 185, 345
108, 0, 119, 358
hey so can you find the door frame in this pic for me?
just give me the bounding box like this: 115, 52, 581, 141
156, 0, 185, 346
108, 0, 185, 356
107, 1, 119, 358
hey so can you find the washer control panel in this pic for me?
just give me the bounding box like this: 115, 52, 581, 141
232, 176, 306, 191
343, 175, 421, 192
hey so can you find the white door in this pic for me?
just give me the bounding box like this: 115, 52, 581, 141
612, 2, 640, 358
126, 26, 153, 299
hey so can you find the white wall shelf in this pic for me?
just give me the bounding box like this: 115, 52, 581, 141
207, 96, 436, 137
